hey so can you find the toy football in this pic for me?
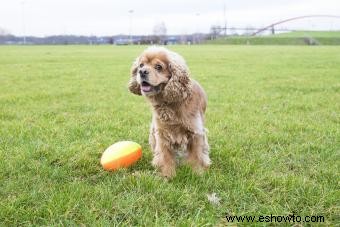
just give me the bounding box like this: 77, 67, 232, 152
100, 141, 142, 171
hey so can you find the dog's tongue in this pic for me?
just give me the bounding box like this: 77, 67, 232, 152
141, 85, 151, 92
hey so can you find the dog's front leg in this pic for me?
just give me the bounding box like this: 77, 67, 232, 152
187, 133, 211, 173
152, 136, 176, 178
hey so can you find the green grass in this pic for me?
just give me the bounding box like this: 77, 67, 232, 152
273, 31, 340, 38
207, 31, 340, 45
0, 45, 339, 225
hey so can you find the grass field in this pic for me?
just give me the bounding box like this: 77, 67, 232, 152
208, 31, 340, 45
0, 45, 339, 225
273, 31, 340, 38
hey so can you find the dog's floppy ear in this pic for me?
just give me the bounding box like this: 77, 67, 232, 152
162, 54, 192, 102
128, 57, 142, 95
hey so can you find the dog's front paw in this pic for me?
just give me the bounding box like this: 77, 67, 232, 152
152, 156, 176, 179
186, 153, 211, 175
160, 165, 176, 179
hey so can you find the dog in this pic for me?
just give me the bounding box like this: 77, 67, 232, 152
128, 46, 211, 178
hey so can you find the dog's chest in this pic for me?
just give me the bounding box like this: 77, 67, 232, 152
155, 105, 179, 124
153, 105, 203, 154
170, 130, 190, 149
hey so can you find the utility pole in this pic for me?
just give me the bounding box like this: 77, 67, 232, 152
21, 0, 26, 44
128, 10, 134, 44
223, 2, 227, 36
195, 13, 200, 44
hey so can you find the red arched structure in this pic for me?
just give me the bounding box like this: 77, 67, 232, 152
252, 15, 340, 36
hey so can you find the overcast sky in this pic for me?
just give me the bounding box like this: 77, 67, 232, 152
0, 0, 339, 36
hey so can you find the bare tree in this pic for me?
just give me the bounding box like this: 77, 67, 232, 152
209, 25, 222, 40
229, 27, 238, 36
243, 25, 255, 36
153, 22, 167, 44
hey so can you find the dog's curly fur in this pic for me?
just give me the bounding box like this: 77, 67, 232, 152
128, 46, 211, 178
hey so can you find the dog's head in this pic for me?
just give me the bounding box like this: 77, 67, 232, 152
128, 46, 191, 103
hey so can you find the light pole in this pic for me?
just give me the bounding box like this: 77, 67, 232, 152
195, 13, 200, 44
21, 0, 26, 44
128, 10, 134, 44
223, 2, 227, 36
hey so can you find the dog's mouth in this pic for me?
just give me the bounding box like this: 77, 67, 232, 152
140, 81, 163, 94
141, 81, 153, 92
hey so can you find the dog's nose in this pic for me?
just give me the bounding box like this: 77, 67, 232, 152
139, 69, 149, 79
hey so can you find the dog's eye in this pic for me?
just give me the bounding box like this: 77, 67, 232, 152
155, 64, 162, 71
139, 63, 144, 68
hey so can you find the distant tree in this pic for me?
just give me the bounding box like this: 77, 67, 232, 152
229, 27, 238, 36
271, 25, 275, 35
153, 22, 167, 44
108, 37, 114, 45
243, 25, 255, 36
180, 34, 187, 44
209, 25, 222, 39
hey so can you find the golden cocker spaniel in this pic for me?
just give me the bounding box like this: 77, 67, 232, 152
128, 46, 211, 178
